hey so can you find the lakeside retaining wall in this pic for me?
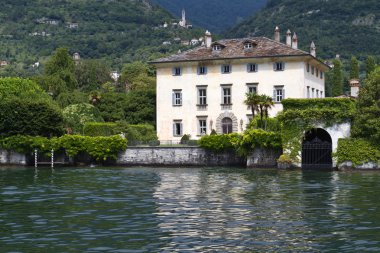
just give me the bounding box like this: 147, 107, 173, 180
117, 147, 246, 166
0, 147, 280, 168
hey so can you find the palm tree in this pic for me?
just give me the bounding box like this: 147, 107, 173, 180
262, 95, 274, 130
244, 93, 260, 119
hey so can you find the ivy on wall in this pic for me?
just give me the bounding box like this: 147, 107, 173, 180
277, 98, 357, 162
336, 138, 380, 166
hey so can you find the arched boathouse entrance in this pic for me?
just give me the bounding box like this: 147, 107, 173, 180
302, 128, 332, 170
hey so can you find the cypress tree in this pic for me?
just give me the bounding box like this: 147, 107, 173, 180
331, 59, 343, 97
349, 56, 359, 79
366, 56, 376, 78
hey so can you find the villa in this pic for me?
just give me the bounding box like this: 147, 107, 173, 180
151, 27, 330, 141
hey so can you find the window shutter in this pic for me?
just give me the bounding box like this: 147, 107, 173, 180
247, 64, 250, 72
172, 92, 175, 105
221, 65, 224, 73
229, 65, 232, 73
179, 92, 182, 105
256, 64, 258, 72
172, 68, 175, 75
273, 63, 277, 71
282, 62, 285, 70
204, 67, 207, 74
197, 67, 200, 75
180, 123, 183, 135
273, 89, 276, 101
283, 89, 286, 99
173, 123, 176, 136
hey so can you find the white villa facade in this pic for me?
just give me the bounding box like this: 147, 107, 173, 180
151, 28, 330, 141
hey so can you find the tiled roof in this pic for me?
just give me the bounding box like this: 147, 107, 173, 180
151, 37, 311, 64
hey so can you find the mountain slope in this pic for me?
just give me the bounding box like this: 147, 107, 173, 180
225, 0, 380, 59
0, 0, 203, 72
152, 0, 268, 33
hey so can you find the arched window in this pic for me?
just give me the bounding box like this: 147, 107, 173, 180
222, 117, 233, 134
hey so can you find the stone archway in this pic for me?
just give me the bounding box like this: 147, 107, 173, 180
302, 128, 332, 170
215, 112, 238, 134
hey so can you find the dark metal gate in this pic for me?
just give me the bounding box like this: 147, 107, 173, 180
302, 137, 332, 170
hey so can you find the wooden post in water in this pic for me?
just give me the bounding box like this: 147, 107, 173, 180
34, 149, 38, 168
51, 149, 54, 169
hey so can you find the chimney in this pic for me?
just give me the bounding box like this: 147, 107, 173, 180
310, 41, 316, 57
286, 29, 292, 46
349, 79, 360, 98
292, 32, 298, 49
274, 26, 280, 42
205, 30, 212, 48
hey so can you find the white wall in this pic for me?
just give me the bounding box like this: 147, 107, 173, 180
156, 57, 326, 141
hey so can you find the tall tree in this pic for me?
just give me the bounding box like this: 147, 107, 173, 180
352, 66, 380, 147
75, 60, 112, 92
331, 59, 343, 97
366, 56, 376, 78
36, 47, 77, 97
349, 56, 359, 79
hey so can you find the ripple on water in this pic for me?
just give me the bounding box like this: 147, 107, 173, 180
0, 168, 380, 252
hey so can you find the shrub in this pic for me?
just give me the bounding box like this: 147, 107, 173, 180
198, 133, 241, 152
247, 117, 281, 132
62, 103, 104, 134
83, 122, 118, 136
0, 99, 64, 137
239, 129, 282, 156
0, 77, 52, 102
180, 134, 190, 144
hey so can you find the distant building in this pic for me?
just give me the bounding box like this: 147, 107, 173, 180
0, 60, 9, 67
151, 28, 330, 141
110, 71, 120, 81
163, 41, 172, 46
178, 9, 192, 29
73, 52, 80, 64
67, 22, 79, 29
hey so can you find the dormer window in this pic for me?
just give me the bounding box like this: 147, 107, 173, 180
213, 44, 222, 51
244, 43, 253, 49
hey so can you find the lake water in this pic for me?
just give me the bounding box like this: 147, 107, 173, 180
1, 167, 380, 252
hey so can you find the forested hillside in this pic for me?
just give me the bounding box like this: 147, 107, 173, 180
0, 0, 203, 76
226, 0, 380, 60
152, 0, 267, 33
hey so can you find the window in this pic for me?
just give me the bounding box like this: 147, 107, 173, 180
221, 64, 231, 74
312, 88, 315, 98
247, 83, 258, 94
307, 86, 310, 98
273, 62, 285, 71
198, 87, 207, 105
213, 44, 222, 51
172, 67, 181, 76
273, 86, 285, 102
320, 71, 324, 79
172, 90, 182, 106
247, 63, 258, 73
173, 120, 183, 136
311, 66, 315, 75
320, 91, 323, 97
316, 69, 319, 77
197, 66, 207, 75
244, 43, 253, 49
222, 117, 233, 134
222, 87, 231, 104
198, 118, 207, 135
307, 63, 310, 73
316, 89, 319, 98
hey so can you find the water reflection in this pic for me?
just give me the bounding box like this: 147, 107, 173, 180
0, 167, 380, 252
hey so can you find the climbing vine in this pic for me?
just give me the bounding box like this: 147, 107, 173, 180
277, 98, 356, 162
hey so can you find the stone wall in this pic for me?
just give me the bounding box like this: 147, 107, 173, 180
117, 147, 246, 167
0, 150, 27, 165
246, 148, 282, 168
